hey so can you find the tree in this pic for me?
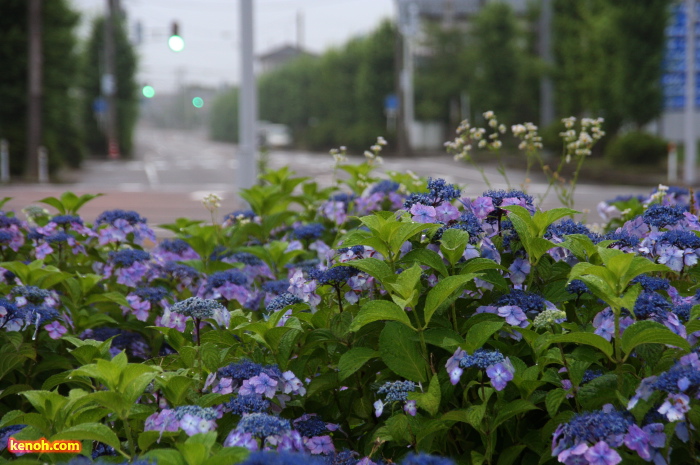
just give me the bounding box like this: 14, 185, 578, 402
0, 0, 85, 174
606, 0, 669, 129
414, 3, 540, 130
468, 2, 527, 125
211, 20, 397, 151
81, 14, 139, 157
414, 24, 471, 129
209, 88, 239, 143
552, 0, 670, 135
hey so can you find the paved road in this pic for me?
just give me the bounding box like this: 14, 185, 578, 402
0, 125, 656, 229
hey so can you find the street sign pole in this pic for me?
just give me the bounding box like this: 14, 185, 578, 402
238, 0, 258, 194
685, 0, 696, 185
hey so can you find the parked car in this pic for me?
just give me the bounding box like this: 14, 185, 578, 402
258, 121, 292, 148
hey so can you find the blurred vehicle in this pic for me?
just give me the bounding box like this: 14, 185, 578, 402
258, 121, 292, 148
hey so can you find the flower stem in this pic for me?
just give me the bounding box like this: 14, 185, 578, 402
613, 307, 623, 393
335, 285, 344, 313
194, 317, 201, 347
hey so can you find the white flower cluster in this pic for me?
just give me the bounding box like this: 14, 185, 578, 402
559, 117, 605, 162
202, 193, 222, 212
482, 111, 506, 151
648, 184, 669, 204
444, 111, 504, 161
330, 146, 348, 164
363, 136, 386, 165
511, 122, 543, 152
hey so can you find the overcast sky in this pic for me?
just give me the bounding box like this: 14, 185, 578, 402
69, 0, 396, 93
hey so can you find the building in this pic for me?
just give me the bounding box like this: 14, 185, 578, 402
258, 44, 313, 74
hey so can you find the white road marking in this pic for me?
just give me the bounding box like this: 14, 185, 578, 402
144, 162, 160, 187
118, 183, 146, 191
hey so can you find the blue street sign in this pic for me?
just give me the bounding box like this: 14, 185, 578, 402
384, 94, 398, 112
92, 97, 107, 114
663, 2, 700, 109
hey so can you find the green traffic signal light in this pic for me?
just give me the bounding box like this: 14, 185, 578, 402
142, 85, 155, 98
168, 35, 184, 52
192, 97, 204, 108
169, 21, 184, 52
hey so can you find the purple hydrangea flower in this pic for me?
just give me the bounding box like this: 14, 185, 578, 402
623, 424, 652, 461
583, 441, 622, 465
497, 305, 528, 327
658, 393, 690, 422
410, 203, 437, 224
44, 320, 67, 339
486, 361, 515, 391
306, 435, 335, 455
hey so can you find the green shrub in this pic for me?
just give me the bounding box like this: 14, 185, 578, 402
604, 130, 667, 166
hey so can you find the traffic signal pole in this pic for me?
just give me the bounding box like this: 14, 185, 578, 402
685, 0, 697, 185
26, 0, 42, 180
105, 0, 120, 159
237, 0, 258, 192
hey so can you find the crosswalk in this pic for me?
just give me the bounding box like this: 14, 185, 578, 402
66, 126, 657, 216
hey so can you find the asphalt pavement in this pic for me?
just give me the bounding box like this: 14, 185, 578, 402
0, 125, 658, 232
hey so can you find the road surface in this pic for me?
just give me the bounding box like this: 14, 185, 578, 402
0, 126, 656, 231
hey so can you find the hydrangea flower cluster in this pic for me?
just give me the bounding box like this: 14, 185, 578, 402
123, 286, 170, 321
374, 380, 417, 417
629, 353, 700, 425
293, 223, 326, 242
166, 297, 229, 329
8, 285, 63, 339
94, 209, 156, 246
224, 412, 303, 452
477, 290, 559, 335
551, 404, 667, 465
642, 230, 700, 273
445, 348, 515, 390
223, 209, 259, 227
630, 291, 686, 336
592, 308, 634, 342
199, 269, 254, 307
265, 293, 303, 313
354, 179, 405, 215
401, 453, 456, 465
102, 249, 152, 286
0, 213, 25, 253
154, 261, 202, 293
403, 178, 461, 224
151, 238, 199, 262
29, 224, 87, 259
225, 394, 271, 415
470, 189, 535, 227
0, 298, 25, 332
207, 360, 306, 407
144, 405, 220, 437
319, 192, 356, 225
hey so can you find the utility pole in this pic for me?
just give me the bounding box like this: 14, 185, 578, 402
296, 10, 304, 49
26, 0, 42, 181
685, 0, 697, 185
398, 1, 418, 155
104, 0, 120, 159
539, 0, 554, 129
238, 0, 258, 192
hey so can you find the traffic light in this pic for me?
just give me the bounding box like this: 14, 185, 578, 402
192, 97, 204, 108
142, 85, 155, 98
168, 21, 184, 52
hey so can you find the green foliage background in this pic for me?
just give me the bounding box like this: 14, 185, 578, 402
81, 15, 139, 158
0, 0, 85, 174
210, 1, 671, 152
0, 2, 139, 177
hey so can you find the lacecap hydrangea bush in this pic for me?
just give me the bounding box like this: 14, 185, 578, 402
0, 118, 699, 465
